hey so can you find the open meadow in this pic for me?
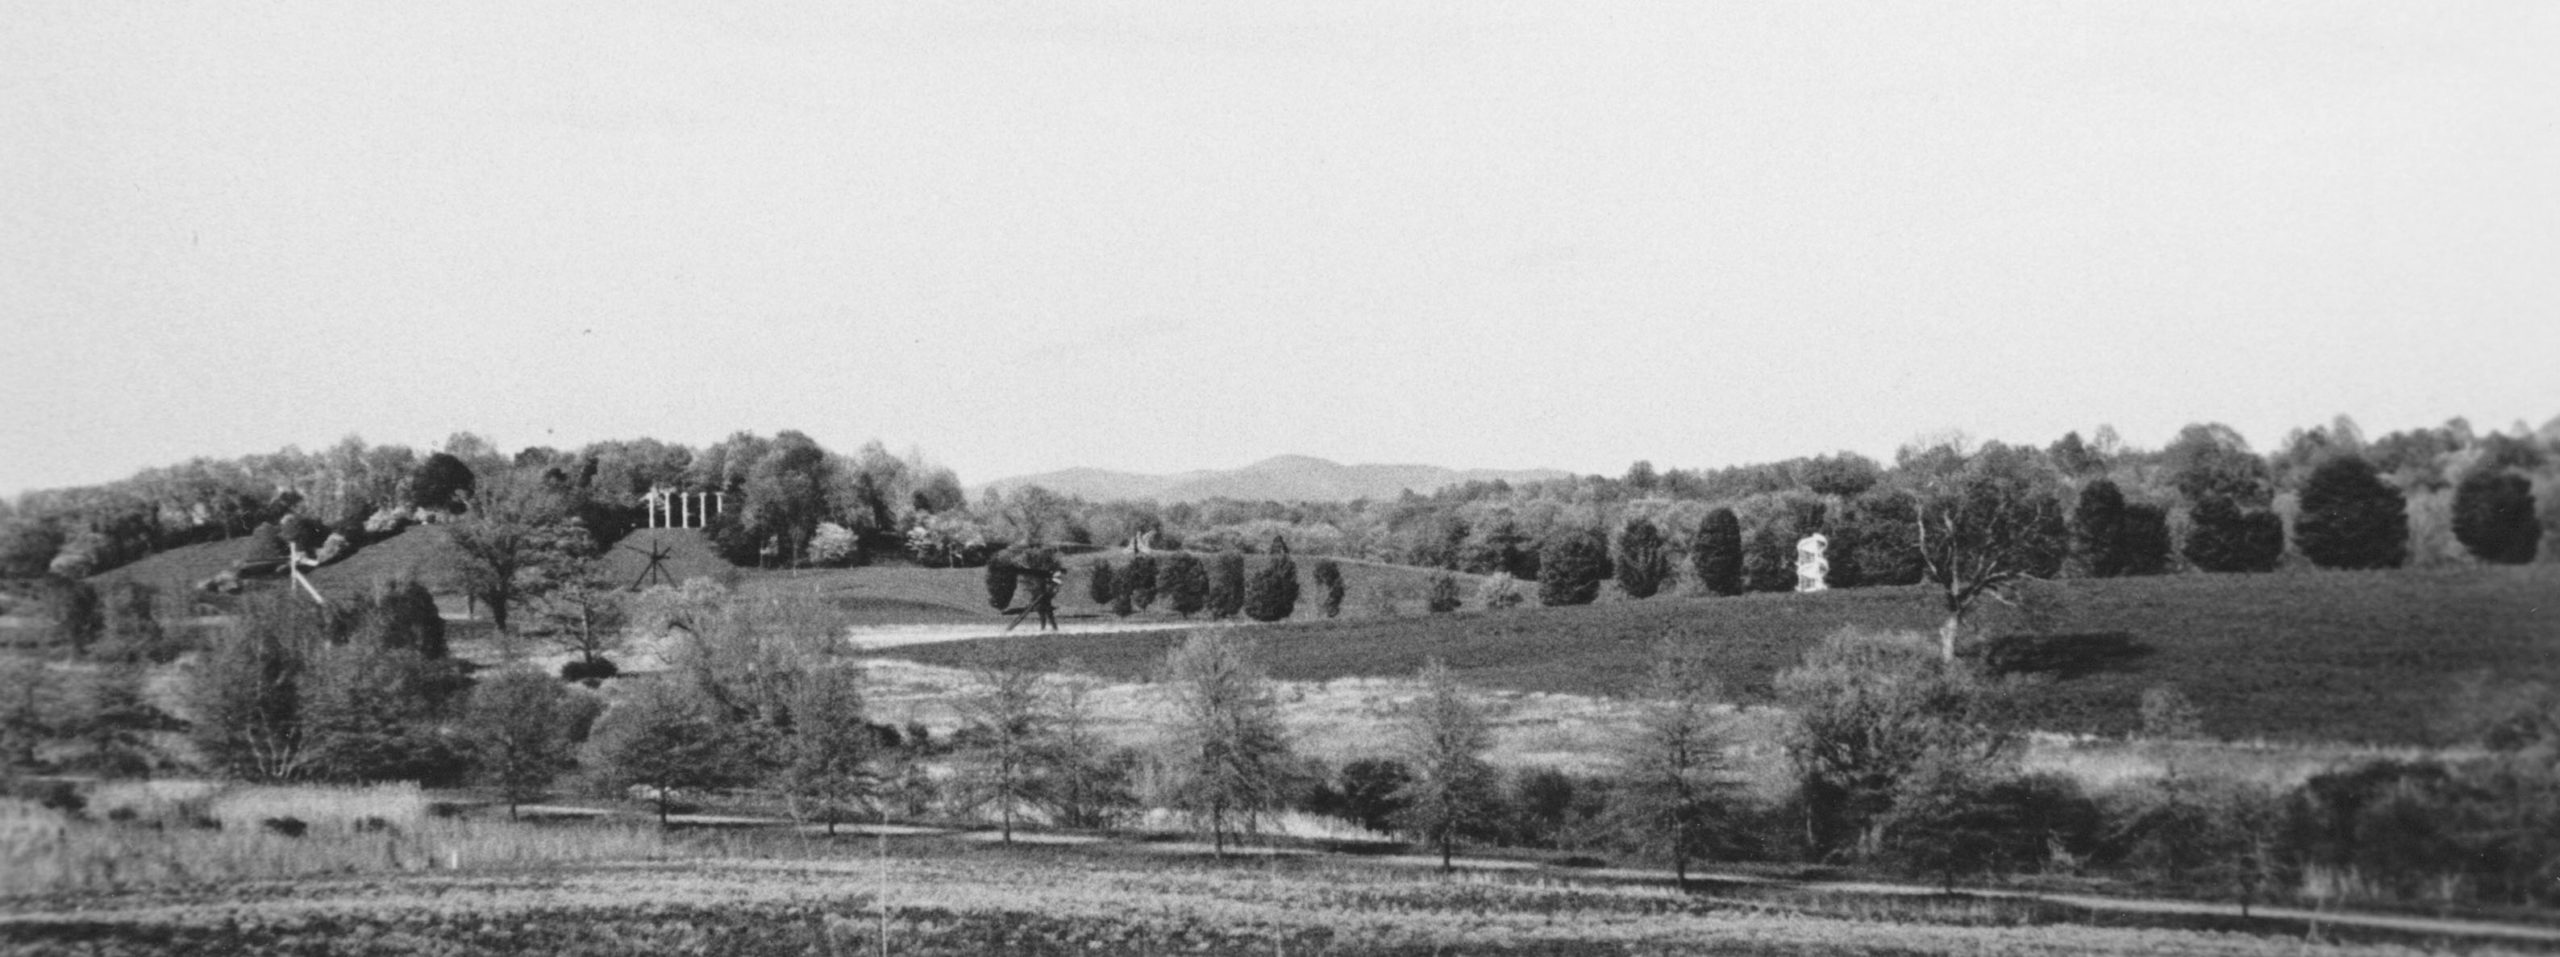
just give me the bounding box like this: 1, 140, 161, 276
878, 563, 2560, 746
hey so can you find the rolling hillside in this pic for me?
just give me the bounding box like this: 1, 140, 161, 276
982, 455, 1568, 503
880, 564, 2560, 747
89, 526, 457, 606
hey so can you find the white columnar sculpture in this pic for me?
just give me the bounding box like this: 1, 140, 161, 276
1795, 532, 1831, 593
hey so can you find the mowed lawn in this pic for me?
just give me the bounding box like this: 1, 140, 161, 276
881, 564, 2560, 747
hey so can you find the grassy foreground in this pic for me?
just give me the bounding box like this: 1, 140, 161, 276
0, 847, 2519, 957
883, 564, 2560, 746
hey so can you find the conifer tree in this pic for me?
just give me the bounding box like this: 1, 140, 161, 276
1163, 552, 1209, 618
1123, 554, 1159, 611
1086, 562, 1118, 606
1244, 536, 1299, 622
1694, 509, 1744, 597
1207, 551, 1247, 620
1311, 559, 1347, 618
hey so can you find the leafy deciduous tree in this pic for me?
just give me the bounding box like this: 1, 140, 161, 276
1613, 518, 1672, 599
1616, 639, 1734, 887
1392, 660, 1500, 872
1537, 527, 1612, 607
2294, 455, 2408, 570
462, 666, 575, 819
1158, 631, 1291, 856
2453, 470, 2541, 565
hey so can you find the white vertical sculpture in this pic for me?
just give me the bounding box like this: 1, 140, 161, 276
1795, 532, 1830, 593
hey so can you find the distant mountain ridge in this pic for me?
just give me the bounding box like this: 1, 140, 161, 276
981, 455, 1571, 503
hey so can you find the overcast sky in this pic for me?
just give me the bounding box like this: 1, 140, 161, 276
5, 1, 2554, 495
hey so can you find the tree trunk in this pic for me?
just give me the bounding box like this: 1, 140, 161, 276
1937, 611, 1963, 662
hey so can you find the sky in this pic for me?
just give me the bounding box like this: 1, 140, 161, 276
5, 1, 2555, 496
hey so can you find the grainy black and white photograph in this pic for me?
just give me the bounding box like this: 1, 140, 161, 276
4, 3, 2557, 954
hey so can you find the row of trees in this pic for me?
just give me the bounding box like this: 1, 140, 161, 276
954, 417, 2558, 581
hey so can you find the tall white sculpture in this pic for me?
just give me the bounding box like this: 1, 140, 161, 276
1795, 532, 1830, 593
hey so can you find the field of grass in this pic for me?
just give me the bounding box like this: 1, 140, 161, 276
5, 840, 2532, 956
85, 525, 459, 608
881, 564, 2560, 746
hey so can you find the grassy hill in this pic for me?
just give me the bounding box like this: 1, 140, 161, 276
879, 564, 2560, 747
89, 526, 458, 607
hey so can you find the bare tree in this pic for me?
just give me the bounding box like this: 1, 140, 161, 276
953, 649, 1052, 843
779, 664, 877, 835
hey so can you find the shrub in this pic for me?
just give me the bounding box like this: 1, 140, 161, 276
2452, 470, 2540, 564
2293, 456, 2407, 570
1537, 528, 1611, 606
1693, 509, 1744, 596
1425, 572, 1462, 614
1890, 771, 2102, 888
40, 577, 102, 657
984, 557, 1019, 611
348, 577, 447, 659
808, 522, 860, 567
1310, 757, 1412, 834
1473, 572, 1523, 610
561, 657, 621, 684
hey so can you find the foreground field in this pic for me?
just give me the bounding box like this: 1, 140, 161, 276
2, 849, 2534, 957
883, 564, 2560, 745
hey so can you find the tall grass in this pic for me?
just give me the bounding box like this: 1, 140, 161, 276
0, 786, 694, 897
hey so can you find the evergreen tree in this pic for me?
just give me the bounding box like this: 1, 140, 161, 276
1162, 552, 1209, 618
1614, 518, 1673, 599
300, 639, 469, 785
1243, 536, 1299, 622
2452, 470, 2541, 564
188, 592, 330, 781
1694, 508, 1745, 597
1086, 561, 1118, 606
2183, 497, 2285, 573
2118, 503, 2174, 576
1123, 554, 1160, 611
985, 556, 1020, 611
1207, 551, 1247, 620
2073, 479, 2130, 577
1537, 527, 1613, 606
1311, 559, 1347, 618
2294, 455, 2408, 570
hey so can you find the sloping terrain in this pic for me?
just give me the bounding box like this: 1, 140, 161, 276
883, 564, 2560, 746
88, 526, 457, 605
